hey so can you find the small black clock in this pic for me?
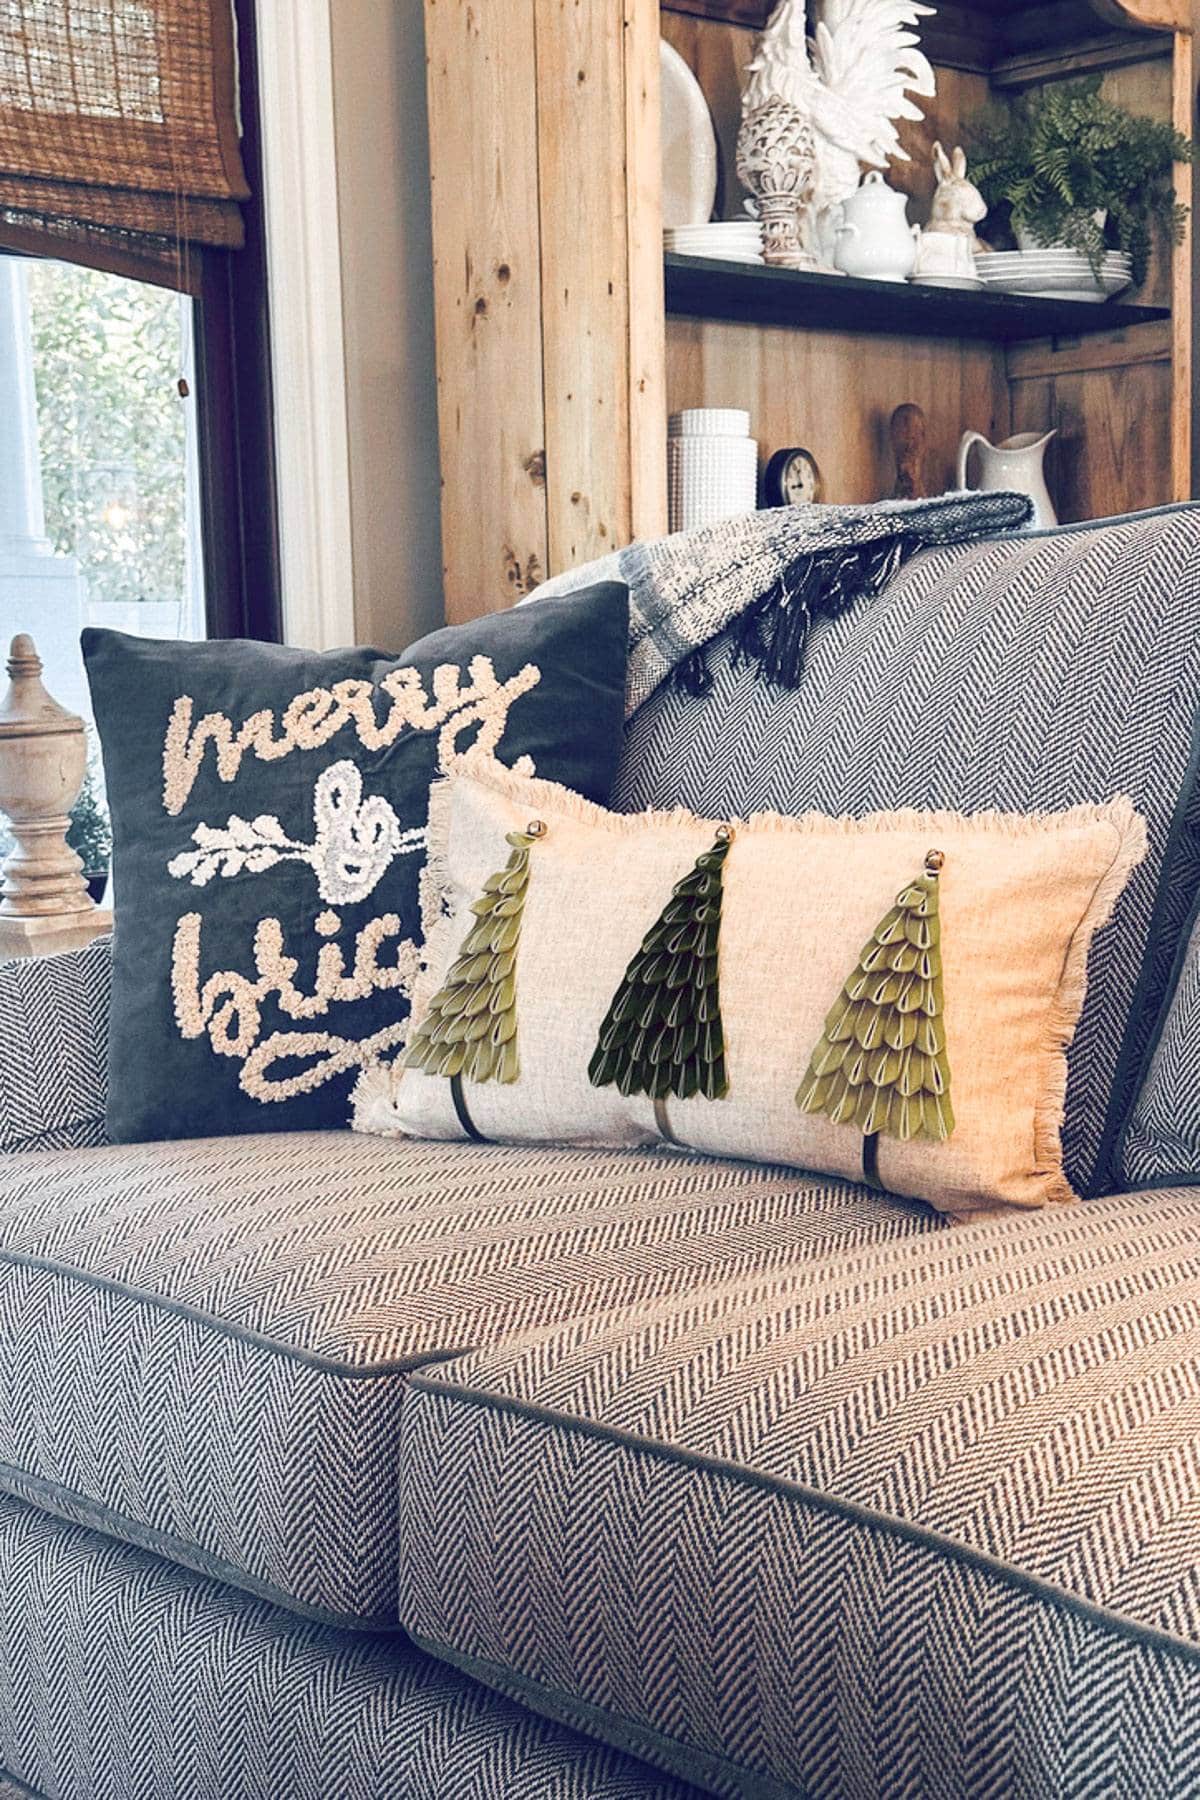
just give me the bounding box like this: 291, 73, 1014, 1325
763, 447, 823, 508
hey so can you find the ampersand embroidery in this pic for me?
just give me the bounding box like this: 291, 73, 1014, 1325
167, 761, 426, 905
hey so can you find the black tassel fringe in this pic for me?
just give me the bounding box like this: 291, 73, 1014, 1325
673, 533, 916, 696
674, 647, 715, 696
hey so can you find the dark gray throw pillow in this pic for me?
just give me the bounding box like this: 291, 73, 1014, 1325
84, 585, 629, 1142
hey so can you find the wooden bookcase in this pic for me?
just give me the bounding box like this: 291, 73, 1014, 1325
424, 0, 1200, 621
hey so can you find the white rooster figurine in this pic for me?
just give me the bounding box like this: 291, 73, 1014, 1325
745, 0, 937, 223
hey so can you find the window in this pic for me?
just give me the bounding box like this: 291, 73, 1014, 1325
0, 0, 279, 886
0, 0, 279, 727
0, 254, 204, 726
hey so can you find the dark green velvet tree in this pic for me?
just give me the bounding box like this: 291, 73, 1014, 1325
589, 829, 731, 1102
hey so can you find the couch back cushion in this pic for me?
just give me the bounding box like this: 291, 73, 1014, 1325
0, 937, 111, 1156
613, 505, 1200, 1197
1121, 905, 1200, 1187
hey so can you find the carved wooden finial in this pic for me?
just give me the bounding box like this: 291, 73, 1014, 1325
0, 632, 80, 738
6, 634, 41, 680
0, 633, 112, 960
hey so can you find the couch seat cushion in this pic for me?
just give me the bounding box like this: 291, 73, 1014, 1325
398, 1187, 1200, 1800
0, 1130, 924, 1628
0, 1493, 700, 1800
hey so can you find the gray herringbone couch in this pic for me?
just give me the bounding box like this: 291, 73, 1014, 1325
3, 512, 1200, 1798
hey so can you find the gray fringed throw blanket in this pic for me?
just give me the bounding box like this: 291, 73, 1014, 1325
529, 490, 1034, 715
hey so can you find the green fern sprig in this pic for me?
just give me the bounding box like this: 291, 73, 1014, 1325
969, 77, 1199, 287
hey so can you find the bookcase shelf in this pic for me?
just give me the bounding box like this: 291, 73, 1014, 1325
664, 253, 1171, 344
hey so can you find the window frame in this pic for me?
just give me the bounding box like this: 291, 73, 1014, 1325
194, 0, 282, 642
4, 0, 282, 644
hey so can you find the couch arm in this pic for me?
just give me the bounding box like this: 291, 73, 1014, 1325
0, 936, 111, 1156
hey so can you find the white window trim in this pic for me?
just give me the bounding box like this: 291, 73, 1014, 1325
254, 0, 356, 649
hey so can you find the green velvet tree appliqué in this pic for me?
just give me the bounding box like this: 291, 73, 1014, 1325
404, 822, 546, 1089
797, 849, 953, 1189
589, 828, 732, 1103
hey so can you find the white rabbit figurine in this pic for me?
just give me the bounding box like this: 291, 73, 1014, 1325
928, 142, 988, 248
913, 142, 988, 284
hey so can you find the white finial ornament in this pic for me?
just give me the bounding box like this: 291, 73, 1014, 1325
0, 635, 111, 958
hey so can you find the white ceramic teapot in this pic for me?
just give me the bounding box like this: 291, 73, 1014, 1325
835, 172, 920, 283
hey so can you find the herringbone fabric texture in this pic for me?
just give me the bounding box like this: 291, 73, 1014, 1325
399, 1184, 1200, 1800
0, 1130, 922, 1624
0, 1492, 698, 1800
1122, 906, 1200, 1184
0, 938, 110, 1157
614, 507, 1200, 1196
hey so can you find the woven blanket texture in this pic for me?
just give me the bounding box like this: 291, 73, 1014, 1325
529, 491, 1033, 712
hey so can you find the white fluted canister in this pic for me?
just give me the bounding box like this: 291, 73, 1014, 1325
668, 409, 758, 533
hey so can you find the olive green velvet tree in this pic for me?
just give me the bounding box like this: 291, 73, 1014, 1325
797, 849, 953, 1189
404, 823, 546, 1091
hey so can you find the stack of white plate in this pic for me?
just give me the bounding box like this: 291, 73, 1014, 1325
664, 220, 764, 265
975, 249, 1133, 303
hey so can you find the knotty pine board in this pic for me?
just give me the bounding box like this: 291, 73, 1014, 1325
425, 0, 548, 620
535, 0, 635, 574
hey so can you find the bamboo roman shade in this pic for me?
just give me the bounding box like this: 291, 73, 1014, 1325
0, 0, 248, 284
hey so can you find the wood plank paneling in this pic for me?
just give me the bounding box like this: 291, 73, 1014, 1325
534, 0, 632, 572
424, 0, 1193, 620
532, 0, 668, 567
625, 0, 670, 538
667, 315, 1010, 504
661, 10, 1187, 518
1095, 0, 1190, 27
1007, 319, 1173, 378
424, 0, 548, 620
661, 1, 770, 25
660, 17, 1009, 509
998, 33, 1187, 514
1010, 353, 1174, 517
426, 0, 667, 614
1104, 56, 1174, 307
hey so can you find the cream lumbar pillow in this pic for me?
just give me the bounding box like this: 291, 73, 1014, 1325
354, 760, 1146, 1215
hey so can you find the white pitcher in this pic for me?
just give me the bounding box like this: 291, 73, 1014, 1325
957, 429, 1058, 530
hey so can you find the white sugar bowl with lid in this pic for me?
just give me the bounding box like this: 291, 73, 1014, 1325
834, 172, 920, 283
